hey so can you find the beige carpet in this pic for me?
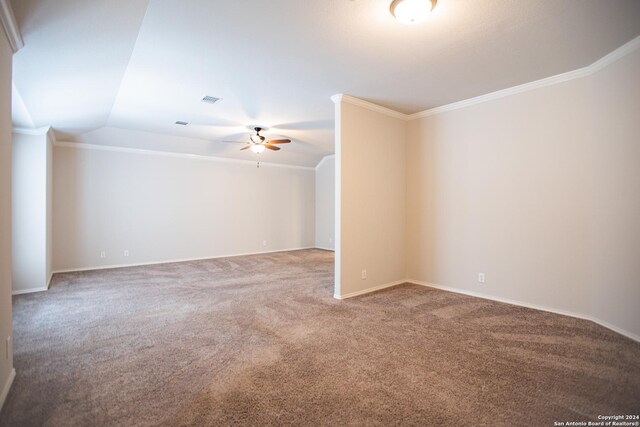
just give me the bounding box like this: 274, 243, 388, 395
1, 249, 638, 426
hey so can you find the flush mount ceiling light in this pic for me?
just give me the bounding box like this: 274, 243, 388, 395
390, 0, 437, 25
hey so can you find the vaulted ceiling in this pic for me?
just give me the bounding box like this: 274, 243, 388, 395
11, 0, 640, 166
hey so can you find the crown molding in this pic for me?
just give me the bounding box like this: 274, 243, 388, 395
53, 141, 316, 170
330, 94, 343, 104
315, 154, 335, 171
13, 126, 52, 136
407, 68, 591, 120
588, 34, 640, 74
0, 0, 23, 52
331, 93, 408, 120
408, 35, 640, 120
13, 126, 57, 146
332, 36, 640, 122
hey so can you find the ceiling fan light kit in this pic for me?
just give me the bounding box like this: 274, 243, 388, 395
390, 0, 437, 25
222, 127, 291, 167
250, 144, 266, 154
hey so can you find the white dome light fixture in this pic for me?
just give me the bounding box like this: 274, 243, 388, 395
250, 144, 266, 154
390, 0, 437, 25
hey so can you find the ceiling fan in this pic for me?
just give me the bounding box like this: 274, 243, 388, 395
224, 127, 290, 154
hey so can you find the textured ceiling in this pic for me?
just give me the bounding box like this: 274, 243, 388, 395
11, 0, 640, 166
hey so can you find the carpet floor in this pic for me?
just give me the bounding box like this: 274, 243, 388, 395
1, 249, 638, 426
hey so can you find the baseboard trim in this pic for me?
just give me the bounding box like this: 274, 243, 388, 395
314, 246, 335, 252
12, 287, 49, 295
408, 279, 640, 343
590, 318, 640, 343
0, 368, 16, 411
52, 247, 317, 274
334, 279, 406, 300
12, 273, 54, 295
408, 279, 593, 320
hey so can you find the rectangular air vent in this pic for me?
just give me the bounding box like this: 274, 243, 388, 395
175, 121, 189, 126
201, 95, 221, 104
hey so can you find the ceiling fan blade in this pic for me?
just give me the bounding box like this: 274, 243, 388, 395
264, 144, 281, 151
266, 139, 290, 144
240, 146, 251, 151
223, 141, 250, 144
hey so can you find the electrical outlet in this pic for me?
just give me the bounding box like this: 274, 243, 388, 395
124, 250, 129, 257
361, 270, 367, 280
329, 237, 333, 243
100, 251, 106, 259
262, 240, 267, 247
478, 273, 485, 284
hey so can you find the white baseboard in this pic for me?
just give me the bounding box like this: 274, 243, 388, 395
408, 279, 640, 343
334, 279, 406, 300
12, 287, 49, 295
408, 279, 593, 321
0, 368, 16, 411
12, 273, 54, 295
590, 318, 640, 343
314, 246, 335, 252
52, 247, 316, 274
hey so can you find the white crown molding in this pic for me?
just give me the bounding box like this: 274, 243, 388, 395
408, 35, 640, 120
0, 0, 23, 52
315, 153, 335, 171
407, 68, 591, 120
409, 279, 640, 343
13, 126, 57, 146
53, 141, 316, 170
588, 34, 640, 74
12, 126, 52, 136
331, 93, 408, 120
332, 36, 640, 122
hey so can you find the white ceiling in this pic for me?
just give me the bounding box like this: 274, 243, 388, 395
11, 0, 640, 167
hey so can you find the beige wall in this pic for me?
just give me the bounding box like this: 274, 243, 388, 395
315, 155, 335, 250
336, 99, 406, 298
589, 48, 640, 336
53, 143, 315, 272
0, 32, 14, 405
406, 47, 640, 338
407, 76, 593, 315
12, 131, 53, 293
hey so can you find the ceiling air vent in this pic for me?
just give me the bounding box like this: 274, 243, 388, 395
201, 95, 221, 104
175, 121, 189, 126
